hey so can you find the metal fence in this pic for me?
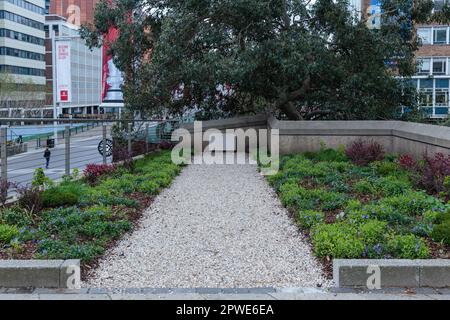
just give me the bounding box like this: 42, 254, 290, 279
0, 118, 180, 200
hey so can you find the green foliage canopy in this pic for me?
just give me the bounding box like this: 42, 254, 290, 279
81, 0, 448, 120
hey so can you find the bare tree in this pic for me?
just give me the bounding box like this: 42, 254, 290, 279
0, 74, 46, 119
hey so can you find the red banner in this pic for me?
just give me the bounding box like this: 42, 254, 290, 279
101, 26, 119, 101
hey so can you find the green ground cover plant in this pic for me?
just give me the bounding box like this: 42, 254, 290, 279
264, 143, 450, 260
0, 150, 183, 263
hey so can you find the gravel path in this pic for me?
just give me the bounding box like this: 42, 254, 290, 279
85, 160, 330, 288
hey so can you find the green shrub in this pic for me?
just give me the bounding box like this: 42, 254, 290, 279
37, 205, 132, 261
412, 222, 434, 237
423, 210, 440, 225
279, 182, 304, 208
431, 220, 450, 245
0, 224, 19, 244
37, 239, 106, 261
386, 235, 430, 259
327, 161, 352, 172
79, 187, 138, 207
282, 157, 327, 179
373, 176, 412, 196
316, 170, 351, 192
378, 191, 445, 216
32, 168, 53, 189
304, 148, 348, 163
279, 183, 347, 211
100, 177, 136, 194
148, 172, 174, 188
316, 189, 348, 211
344, 208, 375, 224
348, 165, 378, 180
345, 199, 363, 211
312, 223, 365, 258
0, 206, 33, 227
435, 210, 450, 224
42, 183, 84, 208
296, 210, 324, 228
17, 228, 37, 242
80, 219, 131, 239
138, 180, 161, 194
354, 179, 375, 195
358, 203, 415, 226
39, 205, 129, 241
358, 220, 387, 246
370, 160, 401, 177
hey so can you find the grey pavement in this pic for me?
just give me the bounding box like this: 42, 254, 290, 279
1, 287, 450, 300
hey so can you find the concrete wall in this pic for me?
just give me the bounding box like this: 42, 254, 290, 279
179, 115, 450, 158
179, 114, 268, 151
268, 117, 450, 157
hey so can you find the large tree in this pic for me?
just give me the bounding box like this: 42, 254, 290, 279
81, 0, 448, 120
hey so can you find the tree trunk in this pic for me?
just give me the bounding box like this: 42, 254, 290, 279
279, 101, 302, 120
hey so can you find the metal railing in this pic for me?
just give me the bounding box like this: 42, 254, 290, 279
0, 118, 181, 199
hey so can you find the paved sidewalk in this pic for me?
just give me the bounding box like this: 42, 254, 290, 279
1, 287, 449, 300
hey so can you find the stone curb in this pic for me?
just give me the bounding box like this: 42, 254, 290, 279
334, 259, 450, 289
1, 287, 450, 300
0, 260, 80, 289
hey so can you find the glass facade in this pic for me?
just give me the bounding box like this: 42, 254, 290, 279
411, 77, 450, 117
2, 0, 45, 14
0, 64, 45, 76
0, 0, 46, 111
0, 28, 44, 45
45, 18, 102, 113
0, 10, 45, 30
418, 26, 450, 45
0, 46, 44, 61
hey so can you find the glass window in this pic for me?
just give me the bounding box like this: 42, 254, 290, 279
433, 58, 447, 74
417, 58, 431, 74
434, 28, 447, 44
0, 10, 44, 31
436, 79, 449, 88
420, 79, 433, 88
435, 90, 449, 106
419, 79, 434, 107
418, 28, 432, 44
420, 90, 434, 106
435, 107, 449, 115
435, 79, 449, 107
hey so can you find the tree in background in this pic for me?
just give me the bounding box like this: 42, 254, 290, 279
0, 72, 16, 113
81, 0, 449, 120
0, 73, 45, 118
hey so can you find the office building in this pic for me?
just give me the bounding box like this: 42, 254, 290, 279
0, 0, 46, 117
48, 0, 124, 116
45, 14, 102, 116
356, 0, 450, 118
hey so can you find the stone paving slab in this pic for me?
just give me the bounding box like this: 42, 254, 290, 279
1, 287, 450, 300
0, 292, 449, 300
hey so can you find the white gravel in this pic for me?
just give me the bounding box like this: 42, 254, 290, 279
85, 160, 330, 288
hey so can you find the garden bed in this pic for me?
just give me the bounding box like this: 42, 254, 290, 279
0, 150, 183, 279
262, 141, 450, 278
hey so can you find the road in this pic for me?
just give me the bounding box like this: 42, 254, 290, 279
6, 133, 112, 187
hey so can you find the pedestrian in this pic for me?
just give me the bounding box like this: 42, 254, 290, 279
44, 147, 51, 169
